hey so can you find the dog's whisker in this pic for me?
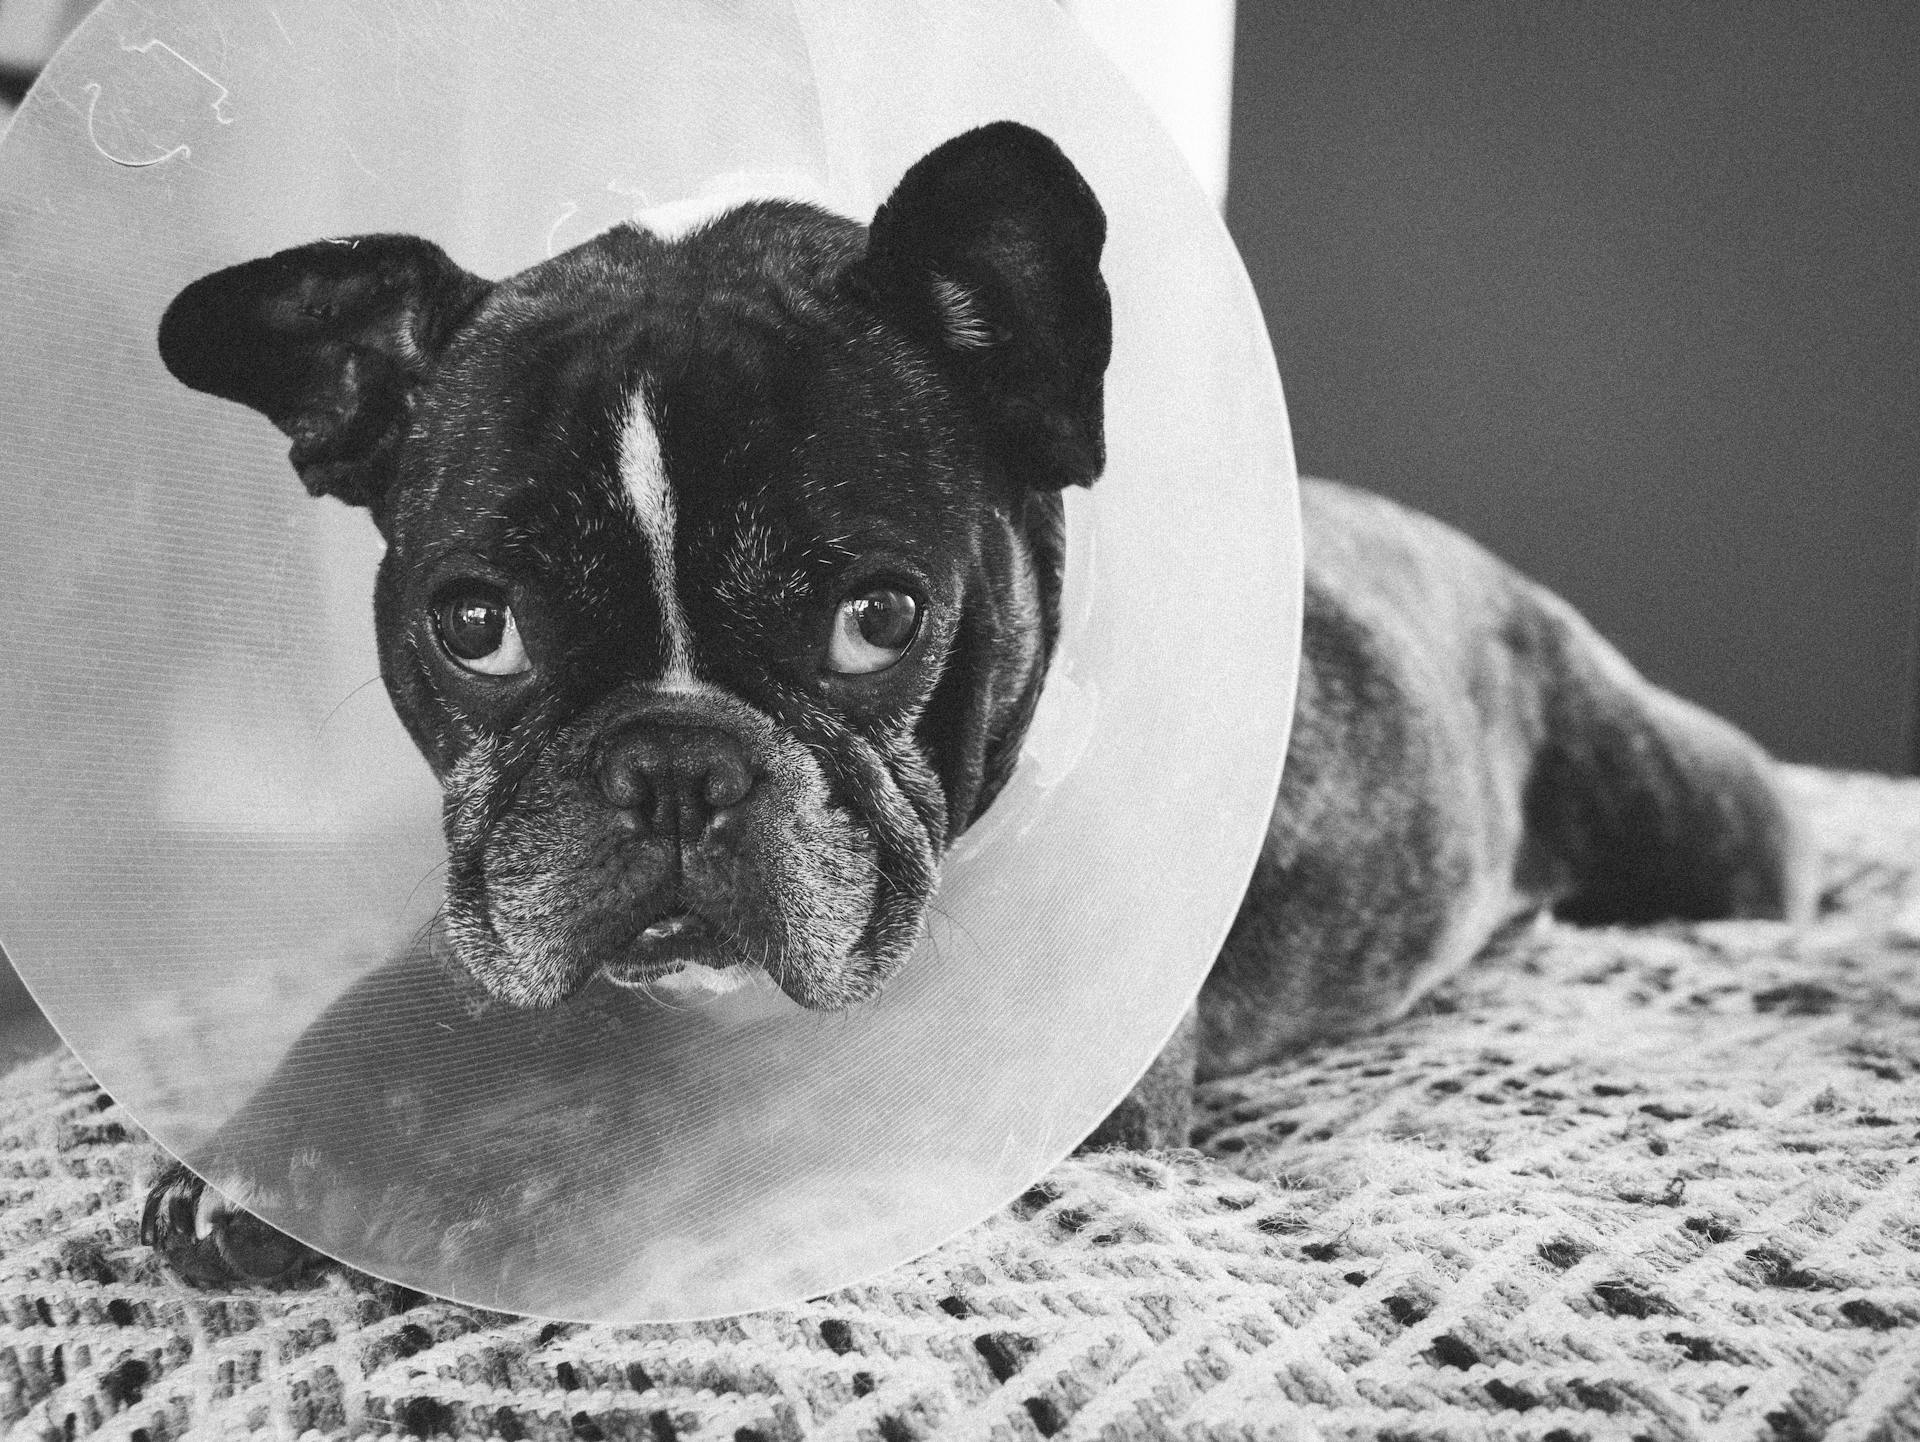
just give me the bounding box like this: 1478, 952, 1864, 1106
313, 674, 386, 741
404, 860, 450, 918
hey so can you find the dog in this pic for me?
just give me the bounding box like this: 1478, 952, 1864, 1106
140, 121, 1806, 1287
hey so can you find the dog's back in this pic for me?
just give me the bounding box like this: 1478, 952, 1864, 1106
1195, 478, 1810, 1080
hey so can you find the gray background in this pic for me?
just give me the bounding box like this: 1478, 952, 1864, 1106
1228, 0, 1919, 774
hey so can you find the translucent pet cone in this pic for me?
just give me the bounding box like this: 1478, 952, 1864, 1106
0, 0, 1299, 1319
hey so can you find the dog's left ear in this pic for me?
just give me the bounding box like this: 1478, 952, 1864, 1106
853, 121, 1112, 490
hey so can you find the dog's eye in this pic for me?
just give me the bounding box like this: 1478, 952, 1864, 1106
434, 591, 531, 676
826, 589, 920, 675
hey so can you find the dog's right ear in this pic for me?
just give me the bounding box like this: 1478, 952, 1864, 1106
852, 122, 1111, 492
158, 235, 490, 514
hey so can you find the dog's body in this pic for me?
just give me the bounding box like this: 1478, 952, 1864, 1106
1088, 476, 1806, 1148
142, 123, 1804, 1283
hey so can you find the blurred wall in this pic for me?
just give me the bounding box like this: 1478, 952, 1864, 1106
1228, 1, 1920, 772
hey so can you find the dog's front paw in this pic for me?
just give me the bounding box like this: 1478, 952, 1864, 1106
140, 1160, 331, 1288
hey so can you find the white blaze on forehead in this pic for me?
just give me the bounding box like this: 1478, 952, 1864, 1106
619, 387, 696, 681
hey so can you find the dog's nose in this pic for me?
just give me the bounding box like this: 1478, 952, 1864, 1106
597, 725, 755, 844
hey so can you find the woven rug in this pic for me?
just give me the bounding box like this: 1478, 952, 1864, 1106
3, 766, 1917, 1440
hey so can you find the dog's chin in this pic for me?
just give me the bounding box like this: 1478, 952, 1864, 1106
600, 957, 774, 1001
595, 929, 910, 1012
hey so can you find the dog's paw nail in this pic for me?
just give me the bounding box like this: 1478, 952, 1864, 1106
194, 1181, 223, 1239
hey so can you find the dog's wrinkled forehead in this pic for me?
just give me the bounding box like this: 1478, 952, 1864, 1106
395, 206, 977, 637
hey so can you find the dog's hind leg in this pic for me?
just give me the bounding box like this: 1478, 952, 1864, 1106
1514, 586, 1813, 927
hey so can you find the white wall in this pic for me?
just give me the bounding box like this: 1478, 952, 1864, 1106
1057, 0, 1236, 208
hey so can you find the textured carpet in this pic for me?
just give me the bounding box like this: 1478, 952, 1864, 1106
3, 766, 1918, 1440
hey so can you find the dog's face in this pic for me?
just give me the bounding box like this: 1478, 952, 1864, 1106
158, 123, 1111, 1010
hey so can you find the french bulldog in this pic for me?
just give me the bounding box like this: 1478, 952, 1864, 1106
140, 121, 1806, 1287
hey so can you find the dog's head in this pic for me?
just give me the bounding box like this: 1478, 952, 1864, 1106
158, 122, 1110, 1009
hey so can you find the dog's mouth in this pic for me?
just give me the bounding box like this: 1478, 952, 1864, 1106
596, 911, 767, 997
